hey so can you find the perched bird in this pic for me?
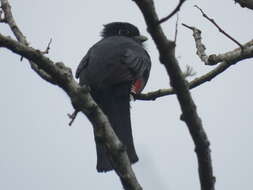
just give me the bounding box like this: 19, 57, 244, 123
75, 22, 151, 172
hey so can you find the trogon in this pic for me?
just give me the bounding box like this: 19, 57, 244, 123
75, 22, 151, 172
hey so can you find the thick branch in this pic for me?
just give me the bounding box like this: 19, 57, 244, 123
207, 40, 253, 65
133, 0, 215, 190
0, 0, 142, 189
0, 33, 142, 190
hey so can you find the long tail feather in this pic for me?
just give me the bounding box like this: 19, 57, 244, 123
91, 83, 138, 172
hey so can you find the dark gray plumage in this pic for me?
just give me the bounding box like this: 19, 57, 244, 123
76, 22, 151, 172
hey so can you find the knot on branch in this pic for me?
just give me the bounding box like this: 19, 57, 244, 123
55, 62, 73, 80
70, 85, 94, 115
207, 54, 218, 65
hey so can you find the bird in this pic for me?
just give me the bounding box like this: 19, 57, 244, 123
75, 22, 151, 172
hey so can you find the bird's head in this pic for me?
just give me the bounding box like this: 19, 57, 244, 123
101, 22, 148, 43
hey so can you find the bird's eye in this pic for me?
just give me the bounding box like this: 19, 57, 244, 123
118, 29, 130, 36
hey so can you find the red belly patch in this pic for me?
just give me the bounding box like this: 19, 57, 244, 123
131, 79, 143, 94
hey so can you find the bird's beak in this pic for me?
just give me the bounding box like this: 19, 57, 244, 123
134, 35, 148, 42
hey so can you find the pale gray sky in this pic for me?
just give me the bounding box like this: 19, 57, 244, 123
0, 1, 252, 190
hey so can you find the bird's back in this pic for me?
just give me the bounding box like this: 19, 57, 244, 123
77, 36, 149, 90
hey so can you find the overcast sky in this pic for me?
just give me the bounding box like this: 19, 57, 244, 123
0, 0, 252, 190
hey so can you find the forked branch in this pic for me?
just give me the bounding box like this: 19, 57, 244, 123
195, 5, 243, 49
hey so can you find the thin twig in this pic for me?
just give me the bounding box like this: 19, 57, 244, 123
68, 110, 79, 126
41, 38, 52, 54
182, 65, 196, 78
158, 0, 187, 24
194, 5, 243, 49
182, 23, 194, 30
174, 13, 179, 43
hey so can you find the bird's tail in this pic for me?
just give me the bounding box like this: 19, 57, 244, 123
91, 83, 138, 172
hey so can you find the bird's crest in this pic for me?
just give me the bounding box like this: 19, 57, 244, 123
101, 22, 140, 38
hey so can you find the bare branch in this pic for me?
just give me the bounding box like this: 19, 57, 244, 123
134, 88, 174, 100
235, 0, 253, 10
195, 5, 243, 49
136, 39, 253, 101
1, 0, 28, 45
132, 1, 215, 190
182, 22, 253, 66
182, 23, 209, 64
0, 0, 142, 189
0, 33, 142, 190
0, 0, 57, 84
30, 63, 57, 85
134, 60, 231, 100
158, 0, 187, 24
207, 40, 253, 65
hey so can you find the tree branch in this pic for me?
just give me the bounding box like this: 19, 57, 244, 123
135, 54, 241, 101
235, 0, 253, 10
182, 23, 209, 64
0, 0, 142, 189
0, 0, 56, 84
132, 1, 215, 190
135, 21, 253, 101
207, 40, 253, 65
0, 32, 142, 190
1, 0, 28, 45
158, 0, 187, 25
182, 23, 253, 66
194, 5, 243, 49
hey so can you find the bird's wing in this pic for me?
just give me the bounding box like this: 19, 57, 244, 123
75, 38, 151, 92
75, 54, 89, 79
121, 48, 151, 93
